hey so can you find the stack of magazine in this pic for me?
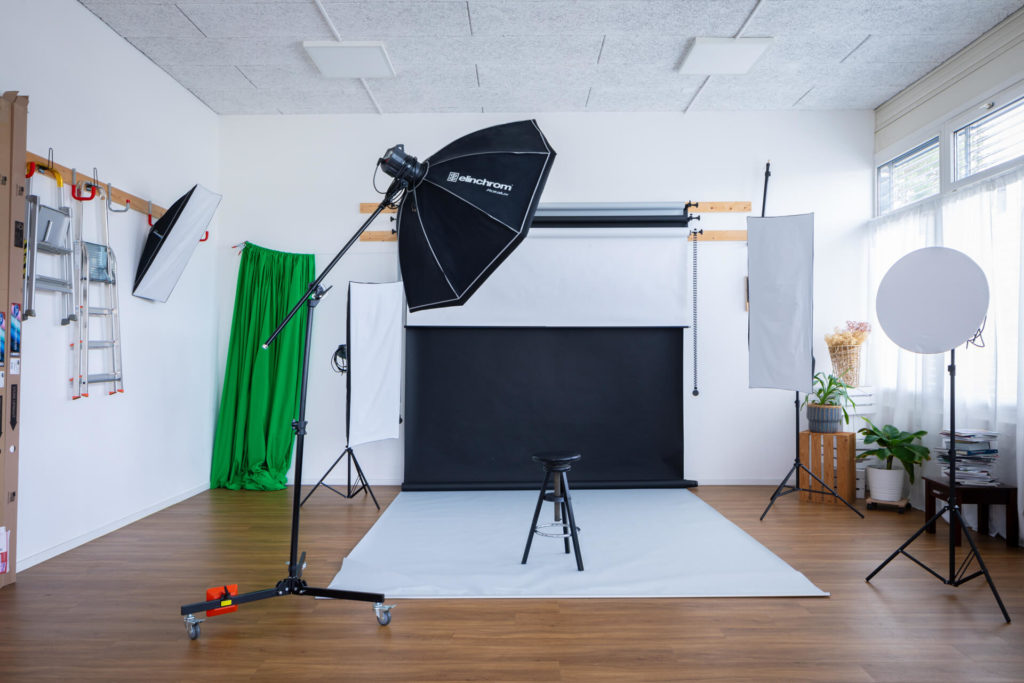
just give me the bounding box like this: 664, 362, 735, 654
937, 429, 1000, 485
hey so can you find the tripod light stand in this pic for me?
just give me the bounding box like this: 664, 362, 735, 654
865, 247, 1009, 623
179, 120, 556, 640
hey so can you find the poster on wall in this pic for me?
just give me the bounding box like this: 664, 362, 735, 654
9, 303, 21, 357
0, 310, 5, 366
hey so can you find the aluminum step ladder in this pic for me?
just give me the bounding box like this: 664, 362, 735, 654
72, 184, 124, 398
24, 177, 76, 325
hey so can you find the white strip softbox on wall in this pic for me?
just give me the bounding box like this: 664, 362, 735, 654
347, 281, 404, 447
747, 214, 813, 392
133, 184, 221, 302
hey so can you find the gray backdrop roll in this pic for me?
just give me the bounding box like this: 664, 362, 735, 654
347, 282, 404, 447
747, 214, 814, 392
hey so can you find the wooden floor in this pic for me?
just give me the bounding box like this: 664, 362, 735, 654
0, 485, 1021, 682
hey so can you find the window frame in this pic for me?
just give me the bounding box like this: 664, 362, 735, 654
874, 78, 1024, 217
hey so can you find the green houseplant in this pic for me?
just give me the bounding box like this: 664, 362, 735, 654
857, 418, 930, 502
802, 372, 856, 433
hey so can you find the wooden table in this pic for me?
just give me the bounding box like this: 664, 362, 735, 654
923, 476, 1018, 548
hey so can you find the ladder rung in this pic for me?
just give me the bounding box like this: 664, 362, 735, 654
36, 276, 74, 293
87, 373, 121, 384
37, 242, 73, 255
88, 340, 116, 349
88, 307, 114, 316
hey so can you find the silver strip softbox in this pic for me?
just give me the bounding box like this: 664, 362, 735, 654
747, 214, 814, 392
347, 282, 404, 447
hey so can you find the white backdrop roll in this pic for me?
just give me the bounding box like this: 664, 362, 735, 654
347, 282, 404, 447
406, 228, 689, 327
747, 214, 814, 392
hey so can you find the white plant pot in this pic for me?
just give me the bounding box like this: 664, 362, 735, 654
867, 466, 906, 502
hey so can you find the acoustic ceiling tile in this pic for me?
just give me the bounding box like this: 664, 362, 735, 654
692, 76, 811, 111
372, 86, 484, 114
795, 83, 905, 110
746, 0, 1023, 36
599, 34, 690, 68
480, 87, 590, 113
586, 86, 703, 112
238, 63, 331, 89
468, 0, 755, 36
80, 2, 204, 38
191, 88, 288, 114
477, 63, 703, 91
175, 2, 334, 39
843, 33, 984, 65
162, 64, 256, 91
385, 35, 604, 66
131, 37, 311, 66
275, 88, 379, 114
361, 72, 480, 101
323, 1, 472, 38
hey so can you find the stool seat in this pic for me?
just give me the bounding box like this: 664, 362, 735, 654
532, 451, 582, 471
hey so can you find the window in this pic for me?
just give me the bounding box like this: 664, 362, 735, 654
954, 95, 1024, 181
876, 138, 940, 214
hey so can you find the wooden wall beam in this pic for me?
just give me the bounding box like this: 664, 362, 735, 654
25, 152, 166, 221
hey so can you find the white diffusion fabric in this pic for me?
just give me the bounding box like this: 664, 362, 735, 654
347, 282, 404, 447
405, 228, 690, 327
747, 214, 814, 392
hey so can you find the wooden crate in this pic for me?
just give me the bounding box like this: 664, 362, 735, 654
799, 431, 856, 504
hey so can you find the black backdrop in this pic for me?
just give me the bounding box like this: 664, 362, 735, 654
403, 326, 692, 490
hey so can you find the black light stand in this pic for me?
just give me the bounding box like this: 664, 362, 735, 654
301, 446, 380, 510
865, 347, 1010, 623
756, 160, 863, 521
179, 185, 404, 640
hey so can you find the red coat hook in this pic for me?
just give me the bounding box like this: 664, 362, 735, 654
199, 231, 209, 242
25, 161, 36, 178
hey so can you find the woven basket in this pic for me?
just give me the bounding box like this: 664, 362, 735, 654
828, 344, 862, 388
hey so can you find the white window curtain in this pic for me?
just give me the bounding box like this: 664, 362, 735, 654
867, 165, 1024, 544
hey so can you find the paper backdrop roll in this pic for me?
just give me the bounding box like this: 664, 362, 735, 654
346, 281, 404, 447
133, 184, 222, 302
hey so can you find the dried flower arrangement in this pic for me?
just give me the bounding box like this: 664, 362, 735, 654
826, 321, 871, 388
825, 321, 871, 348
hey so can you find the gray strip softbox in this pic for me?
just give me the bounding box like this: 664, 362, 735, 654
346, 282, 404, 447
747, 214, 814, 392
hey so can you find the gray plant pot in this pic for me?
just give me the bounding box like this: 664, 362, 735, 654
806, 404, 844, 433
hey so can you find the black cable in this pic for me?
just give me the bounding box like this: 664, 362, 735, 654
967, 317, 986, 348
331, 344, 348, 373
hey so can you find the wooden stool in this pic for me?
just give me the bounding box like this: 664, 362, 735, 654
924, 476, 1018, 548
799, 431, 856, 504
522, 451, 584, 571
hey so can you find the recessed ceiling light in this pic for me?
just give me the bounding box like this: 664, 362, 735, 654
679, 37, 774, 75
303, 41, 396, 78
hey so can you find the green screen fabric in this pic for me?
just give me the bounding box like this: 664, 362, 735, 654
211, 244, 315, 490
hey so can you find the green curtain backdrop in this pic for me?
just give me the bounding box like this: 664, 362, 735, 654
211, 243, 315, 490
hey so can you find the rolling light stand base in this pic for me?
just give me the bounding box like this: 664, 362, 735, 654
301, 447, 379, 510
180, 554, 394, 639
866, 503, 1010, 623
760, 460, 864, 521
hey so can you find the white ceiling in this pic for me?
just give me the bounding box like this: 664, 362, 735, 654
79, 0, 1024, 115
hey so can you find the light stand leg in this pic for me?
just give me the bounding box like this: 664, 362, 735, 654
300, 446, 380, 510
865, 349, 1010, 623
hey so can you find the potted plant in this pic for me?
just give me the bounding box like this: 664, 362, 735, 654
857, 418, 930, 502
803, 372, 856, 433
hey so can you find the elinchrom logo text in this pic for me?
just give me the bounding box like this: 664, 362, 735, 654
446, 171, 513, 195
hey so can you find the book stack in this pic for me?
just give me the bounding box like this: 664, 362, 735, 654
937, 429, 1000, 486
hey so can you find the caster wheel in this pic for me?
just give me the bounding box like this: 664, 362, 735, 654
187, 622, 200, 640
867, 503, 877, 510
374, 602, 394, 626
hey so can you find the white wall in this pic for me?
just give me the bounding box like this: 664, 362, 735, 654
220, 110, 874, 487
0, 0, 220, 568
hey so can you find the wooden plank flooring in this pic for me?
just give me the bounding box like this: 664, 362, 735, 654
0, 486, 1021, 681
